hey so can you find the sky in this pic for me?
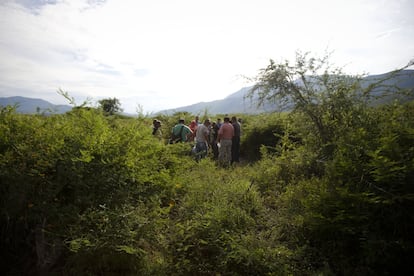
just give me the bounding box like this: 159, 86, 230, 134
0, 0, 413, 114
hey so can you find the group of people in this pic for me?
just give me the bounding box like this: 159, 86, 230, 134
167, 115, 242, 166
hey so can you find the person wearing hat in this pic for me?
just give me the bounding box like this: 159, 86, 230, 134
152, 119, 163, 140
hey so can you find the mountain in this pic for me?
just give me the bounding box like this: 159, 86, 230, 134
158, 70, 414, 115
2, 70, 413, 116
361, 70, 414, 104
0, 96, 72, 114
158, 87, 279, 115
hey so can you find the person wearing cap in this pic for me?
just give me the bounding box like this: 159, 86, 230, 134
152, 119, 163, 140
170, 118, 193, 143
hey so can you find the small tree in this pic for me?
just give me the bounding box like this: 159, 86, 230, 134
248, 52, 355, 144
98, 98, 123, 115
247, 51, 411, 157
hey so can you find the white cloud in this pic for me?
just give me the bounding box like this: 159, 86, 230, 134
0, 0, 413, 113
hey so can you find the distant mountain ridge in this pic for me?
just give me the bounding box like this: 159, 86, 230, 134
0, 96, 72, 114
157, 87, 279, 115
158, 70, 414, 115
2, 70, 413, 115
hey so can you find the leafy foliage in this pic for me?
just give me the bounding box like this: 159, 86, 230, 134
1, 54, 413, 275
0, 107, 191, 274
239, 113, 288, 161
244, 52, 414, 274
98, 97, 123, 115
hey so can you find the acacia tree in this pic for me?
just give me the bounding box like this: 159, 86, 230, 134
248, 52, 357, 143
98, 97, 123, 115
247, 51, 411, 156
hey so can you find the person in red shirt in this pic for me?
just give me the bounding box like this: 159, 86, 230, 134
217, 117, 234, 167
188, 120, 198, 142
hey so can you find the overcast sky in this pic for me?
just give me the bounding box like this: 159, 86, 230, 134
1, 0, 413, 114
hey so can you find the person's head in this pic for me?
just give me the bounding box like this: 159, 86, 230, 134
179, 118, 185, 124
189, 120, 197, 129
204, 119, 211, 126
156, 120, 161, 127
217, 118, 221, 122
195, 116, 199, 122
231, 116, 237, 123
224, 117, 230, 123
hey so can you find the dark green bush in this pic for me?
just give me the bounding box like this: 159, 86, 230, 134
1, 96, 413, 275
240, 113, 288, 162
0, 107, 190, 275
167, 162, 296, 275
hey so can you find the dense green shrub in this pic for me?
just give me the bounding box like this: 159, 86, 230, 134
0, 107, 191, 275
167, 161, 296, 275
244, 51, 414, 274
244, 101, 414, 275
1, 93, 413, 275
240, 113, 288, 161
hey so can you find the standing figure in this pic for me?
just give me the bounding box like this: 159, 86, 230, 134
194, 119, 211, 161
238, 118, 243, 137
231, 116, 241, 163
209, 122, 219, 159
188, 120, 198, 142
217, 117, 234, 167
216, 118, 222, 129
170, 118, 193, 144
194, 115, 201, 126
152, 119, 163, 141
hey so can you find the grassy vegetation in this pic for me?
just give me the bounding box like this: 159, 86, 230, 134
1, 54, 413, 275
1, 97, 413, 275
